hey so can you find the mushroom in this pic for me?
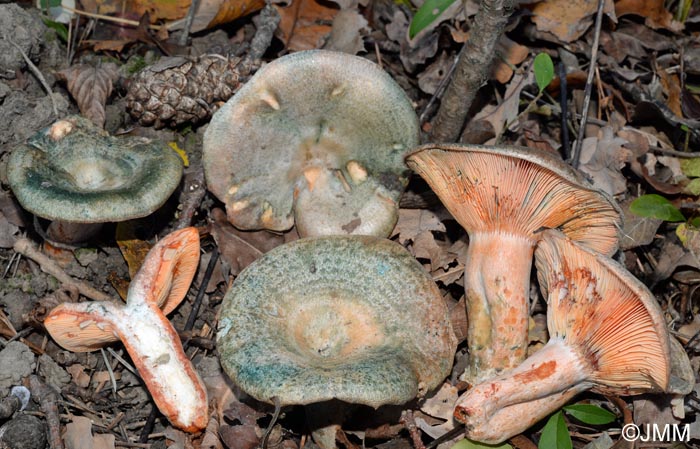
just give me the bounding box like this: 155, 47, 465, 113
203, 50, 419, 238
453, 229, 670, 444
217, 235, 457, 448
43, 227, 208, 432
7, 115, 183, 245
405, 143, 621, 382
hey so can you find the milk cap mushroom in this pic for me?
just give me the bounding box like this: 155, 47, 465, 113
453, 229, 670, 444
217, 235, 456, 447
405, 143, 621, 382
7, 115, 183, 244
43, 227, 208, 432
203, 50, 419, 238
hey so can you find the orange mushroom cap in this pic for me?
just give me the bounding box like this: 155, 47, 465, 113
535, 229, 670, 394
453, 230, 670, 444
405, 143, 621, 254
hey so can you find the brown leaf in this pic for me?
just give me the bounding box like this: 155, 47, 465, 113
619, 198, 662, 250
658, 69, 683, 117
66, 364, 91, 389
531, 0, 613, 43
492, 35, 529, 84
57, 63, 120, 128
115, 221, 153, 280
392, 209, 445, 245
275, 0, 338, 51
615, 0, 684, 32
578, 126, 633, 196
208, 208, 285, 276
323, 9, 368, 54
64, 416, 115, 449
220, 424, 260, 449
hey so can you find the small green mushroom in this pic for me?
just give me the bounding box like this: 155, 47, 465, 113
203, 50, 419, 238
7, 116, 183, 244
217, 235, 456, 448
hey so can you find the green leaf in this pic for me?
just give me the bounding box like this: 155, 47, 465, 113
450, 439, 512, 449
681, 158, 700, 178
533, 53, 554, 92
538, 411, 572, 449
42, 18, 69, 42
38, 0, 63, 8
629, 194, 685, 222
684, 178, 700, 196
563, 404, 616, 425
409, 0, 457, 39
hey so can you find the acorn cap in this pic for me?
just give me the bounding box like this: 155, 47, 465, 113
203, 50, 419, 237
7, 115, 183, 224
405, 143, 621, 255
535, 229, 670, 393
216, 235, 457, 408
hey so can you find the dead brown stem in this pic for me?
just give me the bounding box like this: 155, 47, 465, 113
13, 237, 114, 302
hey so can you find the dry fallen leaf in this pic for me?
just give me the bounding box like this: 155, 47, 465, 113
64, 416, 115, 449
275, 0, 338, 50
57, 63, 120, 128
615, 0, 684, 32
392, 209, 446, 245
208, 208, 285, 276
492, 35, 529, 84
577, 126, 632, 196
323, 9, 368, 54
619, 197, 662, 250
531, 0, 615, 43
115, 221, 153, 280
472, 70, 533, 138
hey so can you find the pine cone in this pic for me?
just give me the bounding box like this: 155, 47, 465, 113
126, 55, 258, 128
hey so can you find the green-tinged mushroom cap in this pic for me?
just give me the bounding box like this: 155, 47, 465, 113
217, 235, 456, 408
203, 50, 419, 238
7, 115, 183, 223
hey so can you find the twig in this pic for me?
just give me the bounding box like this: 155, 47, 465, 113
3, 37, 58, 118
29, 375, 64, 449
400, 409, 427, 449
248, 2, 281, 62
178, 0, 199, 46
184, 247, 218, 332
570, 0, 604, 169
61, 5, 168, 30
429, 0, 515, 142
419, 55, 459, 126
173, 164, 206, 230
12, 237, 114, 302
558, 62, 571, 159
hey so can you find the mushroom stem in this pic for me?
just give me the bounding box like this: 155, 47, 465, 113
459, 384, 581, 444
463, 232, 535, 383
48, 300, 208, 432
455, 338, 589, 443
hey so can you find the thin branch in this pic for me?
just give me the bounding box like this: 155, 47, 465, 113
3, 37, 58, 118
12, 237, 114, 302
428, 0, 515, 142
570, 0, 604, 168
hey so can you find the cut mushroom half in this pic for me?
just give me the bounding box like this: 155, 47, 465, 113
203, 50, 419, 238
453, 229, 670, 444
405, 143, 621, 383
43, 227, 208, 432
